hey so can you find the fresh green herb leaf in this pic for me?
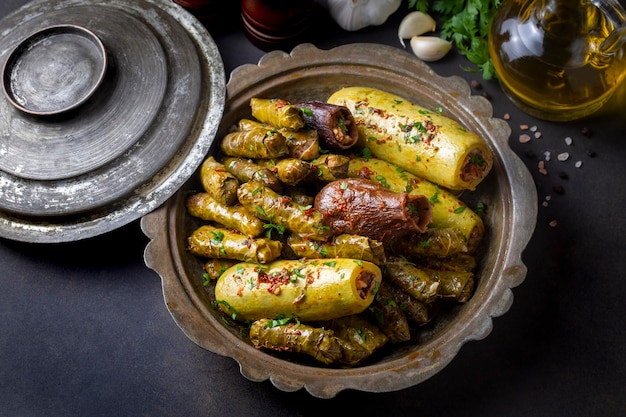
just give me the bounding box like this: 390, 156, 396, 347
411, 0, 503, 80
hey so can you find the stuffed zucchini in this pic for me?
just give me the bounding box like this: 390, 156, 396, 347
214, 258, 382, 322
327, 86, 493, 191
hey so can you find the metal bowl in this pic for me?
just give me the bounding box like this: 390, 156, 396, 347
141, 43, 537, 398
2, 24, 107, 116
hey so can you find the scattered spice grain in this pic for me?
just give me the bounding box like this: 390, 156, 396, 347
519, 134, 531, 143
557, 152, 569, 161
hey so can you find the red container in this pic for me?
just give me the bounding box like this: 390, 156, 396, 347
241, 0, 318, 50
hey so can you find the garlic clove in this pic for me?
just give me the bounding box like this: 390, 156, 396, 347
410, 36, 452, 62
398, 11, 436, 47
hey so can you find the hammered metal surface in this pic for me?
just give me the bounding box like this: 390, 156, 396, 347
142, 43, 537, 398
2, 24, 108, 116
0, 0, 226, 242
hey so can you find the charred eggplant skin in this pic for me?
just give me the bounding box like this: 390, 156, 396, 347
348, 156, 484, 251
294, 101, 359, 152
314, 178, 432, 244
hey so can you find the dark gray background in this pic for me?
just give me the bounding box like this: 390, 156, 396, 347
1, 1, 625, 416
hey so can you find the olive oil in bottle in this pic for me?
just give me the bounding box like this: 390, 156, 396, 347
489, 0, 626, 121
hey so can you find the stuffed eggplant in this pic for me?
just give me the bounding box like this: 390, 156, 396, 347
237, 180, 332, 241
348, 156, 484, 251
186, 193, 265, 237
250, 98, 305, 131
328, 86, 493, 191
314, 178, 432, 244
214, 258, 382, 322
294, 100, 359, 151
188, 225, 282, 264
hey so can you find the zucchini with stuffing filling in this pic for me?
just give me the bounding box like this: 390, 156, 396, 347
328, 86, 493, 191
215, 258, 382, 322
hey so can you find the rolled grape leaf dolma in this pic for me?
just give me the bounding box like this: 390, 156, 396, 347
199, 156, 239, 206
389, 227, 470, 257
220, 126, 289, 159
328, 315, 389, 366
203, 259, 239, 281
250, 97, 305, 131
237, 180, 332, 241
237, 118, 320, 161
222, 157, 283, 193
328, 86, 493, 191
249, 319, 343, 365
421, 253, 477, 273
280, 128, 320, 161
369, 282, 412, 343
287, 234, 386, 265
188, 225, 282, 264
257, 158, 314, 186
430, 268, 475, 303
314, 178, 432, 244
383, 256, 440, 304
186, 193, 265, 237
294, 101, 359, 152
382, 280, 433, 325
214, 258, 382, 321
308, 154, 350, 182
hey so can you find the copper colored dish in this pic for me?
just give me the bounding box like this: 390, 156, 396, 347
142, 43, 537, 398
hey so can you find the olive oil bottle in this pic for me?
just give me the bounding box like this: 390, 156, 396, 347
489, 0, 626, 121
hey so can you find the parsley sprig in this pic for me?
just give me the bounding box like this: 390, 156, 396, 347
408, 0, 502, 80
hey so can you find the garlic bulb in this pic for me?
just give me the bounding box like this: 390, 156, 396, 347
398, 11, 436, 47
326, 0, 402, 32
410, 36, 452, 62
